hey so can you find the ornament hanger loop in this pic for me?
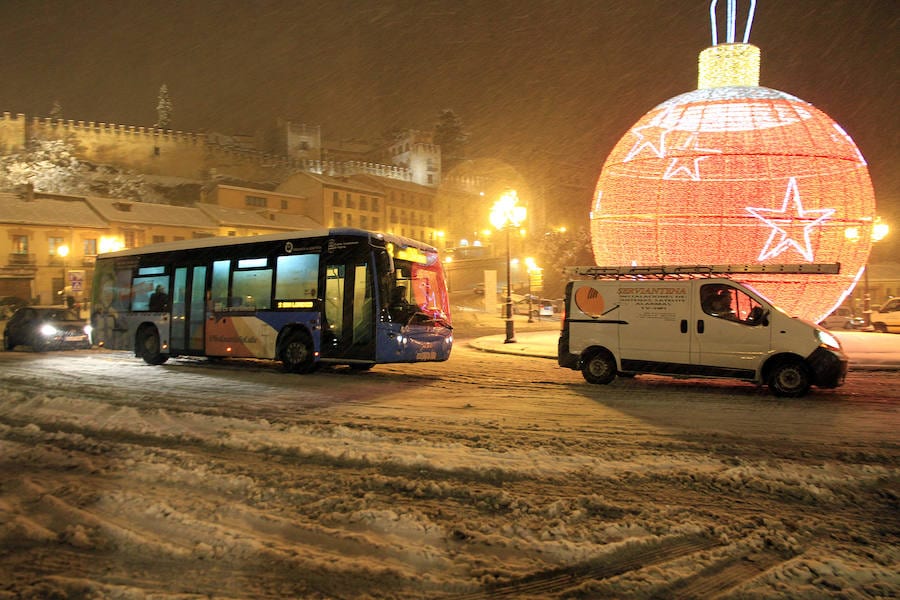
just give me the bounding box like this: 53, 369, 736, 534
710, 0, 756, 45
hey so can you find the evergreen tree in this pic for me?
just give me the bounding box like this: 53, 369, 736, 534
433, 109, 468, 168
49, 100, 64, 121
537, 227, 594, 297
155, 84, 173, 129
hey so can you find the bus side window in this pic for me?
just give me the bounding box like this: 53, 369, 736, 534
276, 254, 319, 301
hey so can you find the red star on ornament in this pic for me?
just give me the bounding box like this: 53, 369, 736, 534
745, 178, 835, 262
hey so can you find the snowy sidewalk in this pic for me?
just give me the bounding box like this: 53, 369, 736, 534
470, 329, 900, 371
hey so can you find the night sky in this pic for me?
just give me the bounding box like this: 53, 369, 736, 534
1, 0, 897, 254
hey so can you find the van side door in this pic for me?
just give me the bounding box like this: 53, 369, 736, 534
691, 281, 771, 378
614, 281, 693, 372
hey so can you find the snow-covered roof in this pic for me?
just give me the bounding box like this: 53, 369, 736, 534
0, 192, 109, 229
84, 196, 216, 229
197, 204, 322, 230
289, 172, 385, 195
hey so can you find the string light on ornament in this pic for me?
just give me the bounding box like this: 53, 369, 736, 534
590, 0, 877, 322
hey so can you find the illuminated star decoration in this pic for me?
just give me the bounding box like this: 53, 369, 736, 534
745, 177, 835, 261
623, 108, 675, 163
663, 133, 723, 180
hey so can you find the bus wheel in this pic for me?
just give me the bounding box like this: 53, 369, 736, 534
282, 332, 317, 374
137, 326, 168, 365
768, 359, 810, 398
581, 349, 616, 385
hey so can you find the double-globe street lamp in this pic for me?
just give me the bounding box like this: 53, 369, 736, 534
490, 190, 526, 344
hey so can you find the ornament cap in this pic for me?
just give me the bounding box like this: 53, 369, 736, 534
698, 43, 761, 88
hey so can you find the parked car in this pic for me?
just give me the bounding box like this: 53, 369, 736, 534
818, 307, 865, 330
2, 306, 92, 351
498, 295, 557, 317
870, 297, 900, 333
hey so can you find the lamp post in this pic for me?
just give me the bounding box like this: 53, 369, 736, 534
490, 190, 526, 344
525, 257, 540, 323
57, 244, 70, 306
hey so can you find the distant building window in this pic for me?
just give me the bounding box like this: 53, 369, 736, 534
173, 236, 185, 241
359, 196, 368, 211
49, 237, 66, 255
333, 191, 341, 207
372, 198, 380, 211
372, 217, 380, 230
427, 174, 434, 184
333, 212, 343, 226
83, 239, 97, 256
123, 230, 142, 249
228, 231, 237, 237
152, 235, 165, 244
345, 193, 354, 209
346, 214, 353, 227
281, 199, 288, 210
246, 195, 267, 208
360, 215, 368, 229
13, 235, 29, 254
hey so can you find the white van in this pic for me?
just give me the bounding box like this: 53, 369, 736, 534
558, 265, 848, 397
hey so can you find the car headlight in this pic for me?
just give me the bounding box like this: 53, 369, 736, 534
816, 329, 841, 351
83, 324, 93, 336
40, 324, 58, 337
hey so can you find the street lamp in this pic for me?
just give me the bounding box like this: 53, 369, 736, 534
846, 216, 890, 326
490, 190, 526, 343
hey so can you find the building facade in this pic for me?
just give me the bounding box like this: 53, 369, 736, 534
0, 188, 321, 308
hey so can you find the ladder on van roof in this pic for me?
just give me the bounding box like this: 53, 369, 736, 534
565, 263, 841, 280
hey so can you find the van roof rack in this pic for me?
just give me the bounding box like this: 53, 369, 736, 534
565, 263, 841, 280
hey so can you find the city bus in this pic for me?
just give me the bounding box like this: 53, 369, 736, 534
90, 228, 452, 371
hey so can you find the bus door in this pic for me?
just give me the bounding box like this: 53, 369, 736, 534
322, 251, 376, 362
170, 265, 207, 354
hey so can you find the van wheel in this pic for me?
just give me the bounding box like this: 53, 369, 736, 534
137, 326, 168, 365
581, 349, 616, 385
281, 332, 317, 373
768, 359, 810, 398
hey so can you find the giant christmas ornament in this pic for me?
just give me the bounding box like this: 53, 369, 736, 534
590, 0, 876, 322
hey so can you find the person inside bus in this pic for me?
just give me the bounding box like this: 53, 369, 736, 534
149, 285, 169, 312
389, 285, 414, 323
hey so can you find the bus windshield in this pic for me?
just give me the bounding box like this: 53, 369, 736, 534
393, 254, 451, 325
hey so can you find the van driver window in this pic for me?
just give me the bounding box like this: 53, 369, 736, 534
701, 284, 765, 325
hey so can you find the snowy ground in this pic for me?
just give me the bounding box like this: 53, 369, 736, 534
0, 317, 897, 599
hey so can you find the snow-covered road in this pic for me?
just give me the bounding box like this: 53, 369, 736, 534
0, 343, 897, 599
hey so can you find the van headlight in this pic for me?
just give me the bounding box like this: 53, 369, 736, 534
816, 329, 841, 351
40, 324, 58, 337
83, 324, 93, 336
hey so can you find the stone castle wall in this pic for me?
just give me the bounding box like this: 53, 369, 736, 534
0, 112, 418, 186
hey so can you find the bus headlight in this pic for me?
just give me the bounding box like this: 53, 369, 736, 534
40, 324, 58, 337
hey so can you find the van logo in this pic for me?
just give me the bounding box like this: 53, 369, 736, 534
574, 286, 605, 317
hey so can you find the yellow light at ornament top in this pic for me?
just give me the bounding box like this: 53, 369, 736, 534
590, 0, 877, 322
